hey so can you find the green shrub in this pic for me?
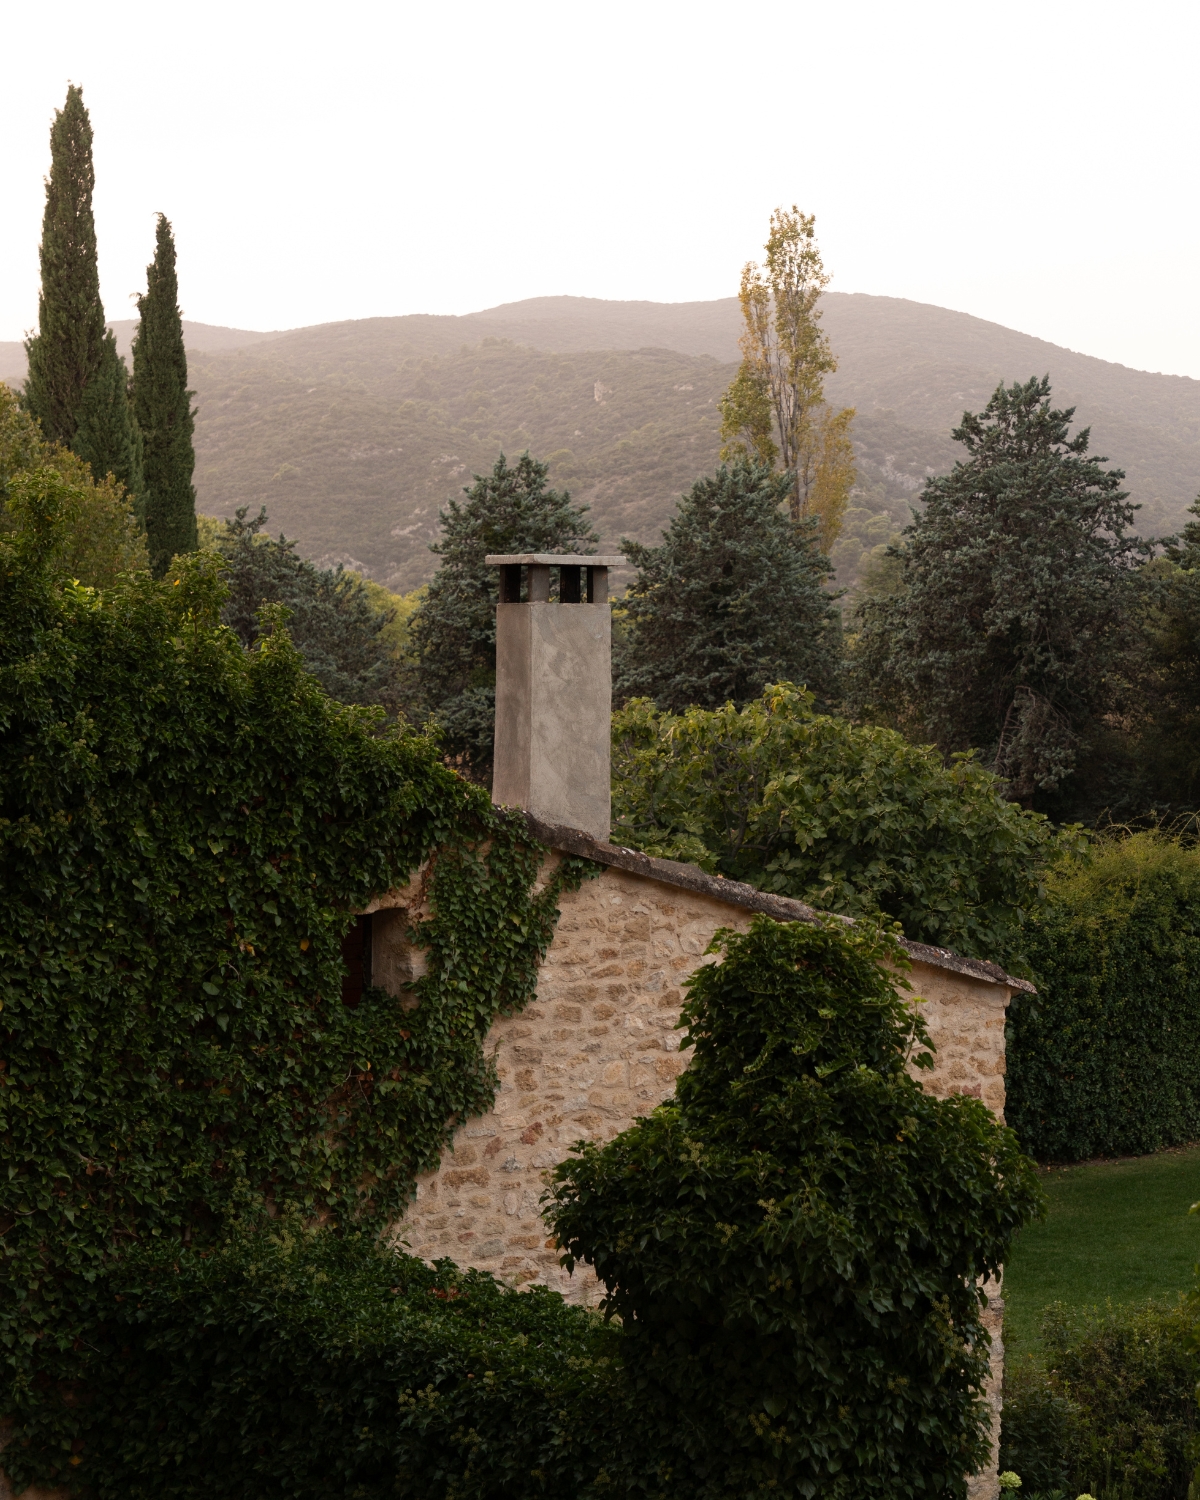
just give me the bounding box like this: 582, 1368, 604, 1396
1007, 833, 1200, 1160
610, 684, 1074, 970
545, 915, 1044, 1499
999, 1301, 1200, 1500
7, 1225, 628, 1500
0, 491, 594, 1486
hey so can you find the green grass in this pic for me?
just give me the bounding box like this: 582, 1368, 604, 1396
1004, 1145, 1200, 1363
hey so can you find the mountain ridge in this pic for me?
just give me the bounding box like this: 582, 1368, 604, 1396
3, 294, 1197, 591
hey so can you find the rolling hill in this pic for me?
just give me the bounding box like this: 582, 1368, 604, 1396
4, 295, 1198, 591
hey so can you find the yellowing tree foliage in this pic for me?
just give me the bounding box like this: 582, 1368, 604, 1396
720, 208, 856, 552
0, 382, 147, 587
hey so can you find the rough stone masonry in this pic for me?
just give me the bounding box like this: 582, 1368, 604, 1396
368, 819, 1028, 1500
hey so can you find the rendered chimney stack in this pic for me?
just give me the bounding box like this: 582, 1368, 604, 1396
487, 553, 625, 841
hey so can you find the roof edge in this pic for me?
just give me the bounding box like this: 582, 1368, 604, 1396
523, 813, 1036, 996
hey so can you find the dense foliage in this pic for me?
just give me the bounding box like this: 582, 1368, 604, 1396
72, 328, 144, 501
546, 916, 1043, 1500
0, 493, 595, 1483
6, 1228, 630, 1499
133, 213, 198, 574
1136, 496, 1200, 809
0, 383, 146, 584
851, 376, 1147, 807
20, 85, 107, 448
1007, 832, 1200, 1161
611, 683, 1073, 969
1000, 1301, 1200, 1500
614, 460, 840, 711
212, 504, 403, 708
408, 450, 597, 772
21, 85, 142, 500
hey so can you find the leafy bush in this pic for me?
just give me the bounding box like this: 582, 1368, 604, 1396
0, 491, 593, 1484
999, 1302, 1200, 1500
611, 682, 1076, 968
7, 1226, 629, 1500
1, 381, 147, 584
545, 915, 1043, 1499
1007, 833, 1200, 1160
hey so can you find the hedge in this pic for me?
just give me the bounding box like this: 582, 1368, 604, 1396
8, 1228, 629, 1500
1007, 833, 1200, 1161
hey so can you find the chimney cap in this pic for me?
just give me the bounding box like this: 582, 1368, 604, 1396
485, 553, 626, 567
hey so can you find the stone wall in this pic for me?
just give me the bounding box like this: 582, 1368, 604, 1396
376, 853, 1016, 1500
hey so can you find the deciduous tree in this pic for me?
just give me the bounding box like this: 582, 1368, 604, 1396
0, 382, 145, 586
133, 214, 197, 574
614, 460, 838, 712
719, 207, 855, 552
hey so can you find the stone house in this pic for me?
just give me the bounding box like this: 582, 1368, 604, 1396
350, 554, 1032, 1500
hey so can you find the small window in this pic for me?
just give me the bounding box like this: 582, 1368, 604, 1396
341, 915, 372, 1007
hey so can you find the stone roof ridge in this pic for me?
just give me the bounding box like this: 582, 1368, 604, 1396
522, 812, 1036, 996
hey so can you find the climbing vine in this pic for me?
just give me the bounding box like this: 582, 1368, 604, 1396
0, 488, 595, 1465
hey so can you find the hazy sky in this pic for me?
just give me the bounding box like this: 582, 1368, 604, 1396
2, 0, 1197, 377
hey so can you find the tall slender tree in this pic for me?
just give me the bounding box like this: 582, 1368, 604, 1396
719, 207, 855, 553
22, 86, 106, 446
22, 85, 142, 502
132, 214, 197, 572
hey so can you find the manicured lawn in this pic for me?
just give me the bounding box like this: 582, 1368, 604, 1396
1003, 1144, 1200, 1364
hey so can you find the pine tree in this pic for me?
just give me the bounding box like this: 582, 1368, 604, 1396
408, 451, 598, 772
614, 459, 839, 712
72, 330, 143, 501
850, 376, 1147, 806
132, 214, 197, 574
22, 86, 107, 446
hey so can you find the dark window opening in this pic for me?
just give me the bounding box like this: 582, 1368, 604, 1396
341, 915, 372, 1007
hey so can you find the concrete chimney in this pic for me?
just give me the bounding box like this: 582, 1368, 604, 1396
487, 553, 625, 841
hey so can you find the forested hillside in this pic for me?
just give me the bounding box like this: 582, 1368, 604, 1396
4, 294, 1198, 591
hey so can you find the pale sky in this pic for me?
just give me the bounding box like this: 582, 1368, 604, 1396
2, 0, 1197, 377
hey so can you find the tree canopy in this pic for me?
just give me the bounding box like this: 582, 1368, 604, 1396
407, 450, 597, 773
850, 376, 1147, 806
0, 382, 146, 586
615, 459, 839, 712
210, 505, 401, 709
611, 682, 1075, 970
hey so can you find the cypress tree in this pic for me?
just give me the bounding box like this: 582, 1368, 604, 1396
72, 331, 143, 503
132, 214, 197, 573
22, 86, 107, 446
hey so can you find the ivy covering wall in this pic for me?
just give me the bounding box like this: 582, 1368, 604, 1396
0, 487, 593, 1481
